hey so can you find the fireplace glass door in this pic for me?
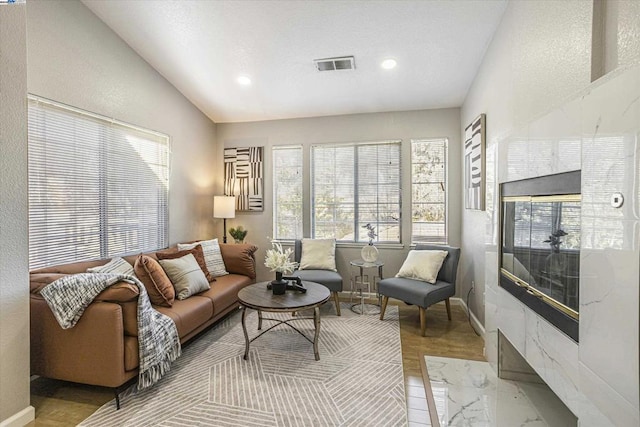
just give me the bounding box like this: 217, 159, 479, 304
501, 195, 580, 317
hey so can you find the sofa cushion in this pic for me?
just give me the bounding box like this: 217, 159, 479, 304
299, 238, 337, 271
219, 243, 258, 279
156, 244, 214, 282
154, 296, 213, 338
134, 255, 175, 307
178, 239, 228, 277
197, 274, 253, 313
158, 254, 210, 300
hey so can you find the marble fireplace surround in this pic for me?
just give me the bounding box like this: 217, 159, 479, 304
484, 64, 639, 427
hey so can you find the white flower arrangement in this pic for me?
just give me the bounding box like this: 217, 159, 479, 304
264, 241, 298, 274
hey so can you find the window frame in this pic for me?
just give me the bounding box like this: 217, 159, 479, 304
310, 140, 402, 244
272, 144, 304, 241
410, 138, 448, 245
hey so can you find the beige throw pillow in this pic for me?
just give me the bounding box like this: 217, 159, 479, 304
396, 250, 448, 284
178, 239, 228, 277
158, 254, 210, 300
299, 238, 337, 271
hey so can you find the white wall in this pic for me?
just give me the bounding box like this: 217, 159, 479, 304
26, 0, 219, 245
217, 108, 461, 285
460, 0, 593, 325
0, 3, 34, 426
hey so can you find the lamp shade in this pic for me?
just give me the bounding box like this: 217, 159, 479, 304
213, 196, 236, 219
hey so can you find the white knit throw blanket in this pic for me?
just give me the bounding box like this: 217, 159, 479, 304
40, 273, 181, 390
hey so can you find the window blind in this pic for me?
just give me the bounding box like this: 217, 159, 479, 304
272, 145, 303, 240
411, 138, 447, 244
311, 141, 401, 243
28, 97, 170, 269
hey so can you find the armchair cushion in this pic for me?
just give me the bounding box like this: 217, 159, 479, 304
396, 250, 447, 284
298, 238, 337, 271
378, 277, 455, 307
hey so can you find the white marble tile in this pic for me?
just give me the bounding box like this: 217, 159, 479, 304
579, 245, 639, 413
496, 287, 526, 354
578, 362, 634, 427
484, 285, 499, 372
524, 310, 581, 416
425, 356, 576, 427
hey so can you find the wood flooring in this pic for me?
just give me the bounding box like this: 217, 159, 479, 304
28, 299, 484, 426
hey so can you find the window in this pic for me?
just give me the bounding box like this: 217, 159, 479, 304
28, 96, 170, 269
311, 141, 401, 243
272, 145, 303, 240
411, 138, 447, 244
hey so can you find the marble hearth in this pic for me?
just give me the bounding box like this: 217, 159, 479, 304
484, 64, 640, 426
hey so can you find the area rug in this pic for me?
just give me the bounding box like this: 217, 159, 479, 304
81, 303, 406, 426
422, 355, 576, 427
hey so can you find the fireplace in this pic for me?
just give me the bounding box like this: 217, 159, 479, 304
500, 171, 580, 342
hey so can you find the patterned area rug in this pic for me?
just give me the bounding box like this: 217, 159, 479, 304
81, 303, 406, 426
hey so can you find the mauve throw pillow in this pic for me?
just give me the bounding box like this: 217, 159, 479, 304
134, 254, 175, 307
156, 244, 215, 282
219, 243, 258, 279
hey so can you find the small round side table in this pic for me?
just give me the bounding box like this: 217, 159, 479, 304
349, 259, 384, 314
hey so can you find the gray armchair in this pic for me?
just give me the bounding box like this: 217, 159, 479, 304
378, 245, 460, 336
289, 240, 343, 316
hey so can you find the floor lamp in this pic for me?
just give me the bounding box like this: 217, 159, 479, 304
213, 196, 236, 243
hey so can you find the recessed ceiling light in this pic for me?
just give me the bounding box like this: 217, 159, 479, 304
381, 59, 397, 70
237, 75, 252, 85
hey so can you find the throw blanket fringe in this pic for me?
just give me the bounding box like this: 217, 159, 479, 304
40, 273, 181, 391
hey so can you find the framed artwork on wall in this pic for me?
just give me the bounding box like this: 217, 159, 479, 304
464, 114, 486, 210
224, 146, 264, 211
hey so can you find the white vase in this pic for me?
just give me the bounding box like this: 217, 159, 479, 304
361, 244, 379, 263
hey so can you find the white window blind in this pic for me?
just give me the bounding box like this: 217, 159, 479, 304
273, 145, 303, 240
28, 97, 170, 269
311, 141, 401, 243
411, 138, 447, 244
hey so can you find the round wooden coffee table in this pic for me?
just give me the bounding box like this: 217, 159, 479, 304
238, 281, 330, 361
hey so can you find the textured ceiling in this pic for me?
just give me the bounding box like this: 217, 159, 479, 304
82, 0, 507, 123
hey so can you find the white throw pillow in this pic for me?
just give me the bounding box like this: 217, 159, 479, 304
299, 238, 337, 271
87, 257, 135, 277
396, 250, 448, 284
178, 238, 228, 277
158, 254, 210, 300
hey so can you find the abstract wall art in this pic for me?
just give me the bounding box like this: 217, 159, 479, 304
464, 114, 486, 210
224, 146, 264, 211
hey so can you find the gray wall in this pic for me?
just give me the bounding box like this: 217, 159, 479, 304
460, 0, 640, 327
0, 3, 33, 425
26, 0, 219, 245
216, 108, 461, 285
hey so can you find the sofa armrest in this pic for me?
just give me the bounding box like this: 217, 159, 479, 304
219, 243, 258, 279
30, 295, 136, 388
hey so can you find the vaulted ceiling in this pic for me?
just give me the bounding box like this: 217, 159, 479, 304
83, 0, 507, 123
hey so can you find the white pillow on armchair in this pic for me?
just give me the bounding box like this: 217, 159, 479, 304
299, 238, 337, 271
396, 250, 447, 284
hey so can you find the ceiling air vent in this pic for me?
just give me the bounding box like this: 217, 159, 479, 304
314, 56, 355, 72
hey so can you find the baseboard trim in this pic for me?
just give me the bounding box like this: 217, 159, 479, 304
0, 406, 35, 427
451, 297, 485, 338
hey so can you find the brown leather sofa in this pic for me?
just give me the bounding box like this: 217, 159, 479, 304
29, 243, 257, 403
